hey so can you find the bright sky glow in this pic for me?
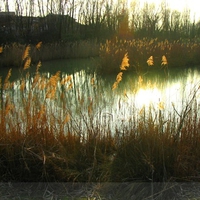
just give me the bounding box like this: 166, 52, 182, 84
127, 0, 200, 21
1, 0, 200, 21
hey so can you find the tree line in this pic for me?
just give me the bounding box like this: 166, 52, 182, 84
0, 0, 200, 44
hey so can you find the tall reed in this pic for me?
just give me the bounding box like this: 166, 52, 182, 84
0, 44, 200, 186
99, 37, 200, 74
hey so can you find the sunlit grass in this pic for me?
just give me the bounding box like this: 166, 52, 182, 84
0, 45, 200, 186
99, 37, 200, 74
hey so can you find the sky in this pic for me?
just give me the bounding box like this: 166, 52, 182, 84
1, 0, 200, 21
127, 0, 200, 21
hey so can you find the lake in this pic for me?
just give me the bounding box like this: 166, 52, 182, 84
1, 58, 200, 136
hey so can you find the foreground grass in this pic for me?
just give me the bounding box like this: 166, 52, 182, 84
0, 47, 200, 193
1, 111, 200, 182
0, 66, 200, 182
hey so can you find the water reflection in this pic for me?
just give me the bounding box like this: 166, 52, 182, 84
125, 70, 200, 119
122, 71, 199, 133
135, 88, 161, 108
2, 66, 200, 135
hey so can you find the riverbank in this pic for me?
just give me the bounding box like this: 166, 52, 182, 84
0, 40, 100, 68
98, 37, 200, 74
1, 37, 200, 74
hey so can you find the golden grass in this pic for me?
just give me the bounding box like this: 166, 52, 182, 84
0, 40, 99, 68
99, 37, 200, 74
0, 44, 200, 184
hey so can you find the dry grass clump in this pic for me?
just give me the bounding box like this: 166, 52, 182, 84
99, 37, 200, 74
110, 114, 200, 182
109, 53, 200, 182
1, 46, 200, 186
0, 46, 115, 181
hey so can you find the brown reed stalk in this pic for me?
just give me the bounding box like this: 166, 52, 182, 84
36, 61, 42, 73
3, 69, 12, 90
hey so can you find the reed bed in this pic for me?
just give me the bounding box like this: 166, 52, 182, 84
0, 46, 200, 194
0, 40, 99, 68
99, 37, 200, 74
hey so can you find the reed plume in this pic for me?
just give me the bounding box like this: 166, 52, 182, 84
161, 55, 168, 65
23, 57, 31, 70
46, 71, 61, 99
36, 42, 42, 50
112, 72, 123, 90
147, 56, 154, 66
120, 53, 129, 70
22, 45, 30, 60
112, 53, 129, 90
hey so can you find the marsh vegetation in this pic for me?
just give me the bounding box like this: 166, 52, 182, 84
1, 0, 200, 198
1, 43, 200, 186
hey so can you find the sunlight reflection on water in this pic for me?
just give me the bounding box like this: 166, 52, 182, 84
125, 71, 200, 113
134, 88, 162, 108
110, 69, 200, 132
3, 67, 200, 135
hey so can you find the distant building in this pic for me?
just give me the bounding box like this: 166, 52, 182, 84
0, 12, 85, 42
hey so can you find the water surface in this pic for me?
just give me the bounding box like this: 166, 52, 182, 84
1, 58, 200, 135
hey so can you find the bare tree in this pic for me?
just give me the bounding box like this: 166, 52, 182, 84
181, 8, 191, 37
160, 0, 171, 36
170, 10, 181, 38
4, 0, 9, 12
